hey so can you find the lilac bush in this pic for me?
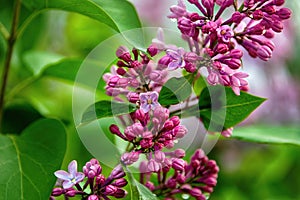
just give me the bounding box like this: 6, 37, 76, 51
51, 0, 292, 199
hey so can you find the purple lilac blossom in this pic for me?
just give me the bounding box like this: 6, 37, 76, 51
54, 160, 85, 189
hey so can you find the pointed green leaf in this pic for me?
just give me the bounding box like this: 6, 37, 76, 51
0, 119, 67, 200
21, 0, 144, 47
81, 100, 137, 124
199, 86, 266, 131
125, 166, 158, 200
232, 125, 300, 146
158, 75, 194, 106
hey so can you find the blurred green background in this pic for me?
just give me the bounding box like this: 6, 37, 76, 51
0, 0, 299, 199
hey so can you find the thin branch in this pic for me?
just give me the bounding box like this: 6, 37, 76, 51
0, 0, 22, 129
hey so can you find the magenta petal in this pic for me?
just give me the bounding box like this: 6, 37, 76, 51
54, 170, 70, 181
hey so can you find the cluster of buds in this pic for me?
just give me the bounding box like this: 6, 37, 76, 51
103, 45, 169, 99
140, 149, 219, 200
110, 104, 188, 164
166, 0, 291, 95
51, 160, 127, 200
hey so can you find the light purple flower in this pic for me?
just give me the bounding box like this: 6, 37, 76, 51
166, 48, 186, 70
139, 91, 160, 113
54, 160, 85, 189
217, 25, 234, 43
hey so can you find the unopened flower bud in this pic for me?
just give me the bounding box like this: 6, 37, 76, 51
116, 46, 132, 62
110, 165, 125, 179
174, 149, 185, 158
147, 45, 158, 57
154, 151, 165, 163
51, 188, 63, 196
114, 188, 127, 198
148, 159, 160, 172
145, 181, 155, 191
172, 158, 186, 171
65, 189, 77, 197
276, 8, 292, 20
113, 178, 128, 187
221, 127, 233, 137
88, 195, 99, 200
105, 185, 117, 195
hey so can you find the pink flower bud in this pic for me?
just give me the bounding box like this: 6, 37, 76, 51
264, 30, 275, 39
173, 125, 188, 138
252, 10, 264, 20
261, 6, 276, 15
172, 158, 186, 171
110, 165, 125, 179
140, 139, 153, 149
113, 178, 128, 187
257, 46, 272, 61
65, 189, 77, 197
154, 151, 166, 163
190, 188, 204, 198
87, 195, 99, 200
145, 181, 155, 191
148, 159, 160, 172
51, 188, 63, 196
116, 46, 132, 62
108, 76, 120, 87
174, 149, 185, 158
176, 173, 186, 184
221, 127, 233, 137
276, 8, 292, 20
127, 92, 139, 103
147, 45, 158, 57
216, 43, 229, 54
96, 174, 106, 185
273, 0, 285, 6
166, 178, 177, 188
83, 158, 102, 179
113, 188, 127, 198
184, 62, 197, 73
121, 151, 140, 165
271, 20, 283, 33
231, 11, 245, 23
116, 67, 126, 75
105, 185, 117, 195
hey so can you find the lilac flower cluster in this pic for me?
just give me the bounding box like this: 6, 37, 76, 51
51, 160, 127, 200
103, 45, 168, 99
140, 149, 219, 200
164, 0, 291, 95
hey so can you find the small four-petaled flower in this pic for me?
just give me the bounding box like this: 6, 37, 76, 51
54, 160, 85, 189
139, 91, 160, 113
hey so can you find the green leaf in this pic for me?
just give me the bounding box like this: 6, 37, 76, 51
232, 125, 300, 146
158, 75, 194, 106
1, 101, 44, 134
199, 86, 266, 131
193, 75, 207, 96
0, 119, 67, 200
23, 51, 64, 76
125, 166, 158, 200
21, 0, 144, 47
81, 100, 137, 124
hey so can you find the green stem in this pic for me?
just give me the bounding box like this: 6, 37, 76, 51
0, 0, 22, 130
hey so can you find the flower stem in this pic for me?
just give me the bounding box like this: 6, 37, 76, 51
0, 0, 22, 130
